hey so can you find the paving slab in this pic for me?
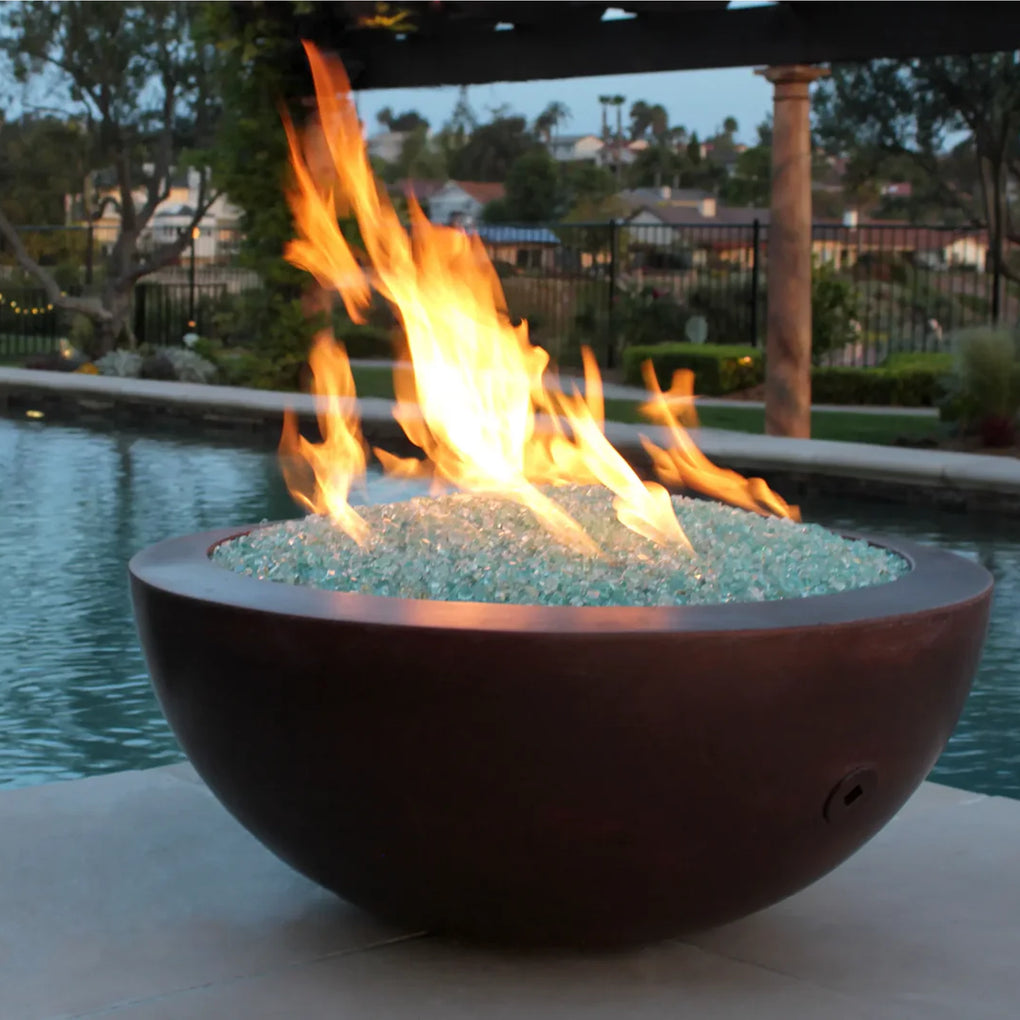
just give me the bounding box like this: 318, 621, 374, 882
1, 766, 1018, 1020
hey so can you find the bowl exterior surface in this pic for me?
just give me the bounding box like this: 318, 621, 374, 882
129, 526, 992, 946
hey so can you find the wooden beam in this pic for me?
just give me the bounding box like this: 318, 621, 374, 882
334, 2, 1020, 89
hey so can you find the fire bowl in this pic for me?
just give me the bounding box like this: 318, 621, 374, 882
129, 524, 991, 948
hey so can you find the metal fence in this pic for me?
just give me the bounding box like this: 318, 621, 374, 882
484, 220, 1005, 368
0, 225, 256, 358
0, 219, 1007, 367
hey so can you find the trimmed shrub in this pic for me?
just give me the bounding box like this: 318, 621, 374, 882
811, 363, 949, 407
623, 343, 764, 395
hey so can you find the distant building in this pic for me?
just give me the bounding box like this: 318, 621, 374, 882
366, 130, 411, 164
546, 134, 605, 163
427, 180, 506, 226
68, 167, 243, 262
474, 224, 560, 271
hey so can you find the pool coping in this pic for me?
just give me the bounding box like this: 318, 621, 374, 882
2, 366, 1019, 513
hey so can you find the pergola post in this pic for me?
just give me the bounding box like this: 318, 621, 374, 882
756, 65, 828, 438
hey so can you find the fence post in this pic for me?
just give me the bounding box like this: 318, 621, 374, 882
85, 220, 94, 287
133, 284, 147, 345
749, 218, 761, 347
991, 249, 1002, 325
188, 229, 197, 329
606, 219, 618, 369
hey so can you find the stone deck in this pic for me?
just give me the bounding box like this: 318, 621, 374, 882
1, 765, 1018, 1019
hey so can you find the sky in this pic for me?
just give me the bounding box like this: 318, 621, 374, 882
354, 65, 775, 145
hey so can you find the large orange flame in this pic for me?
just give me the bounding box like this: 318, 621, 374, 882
279, 42, 795, 557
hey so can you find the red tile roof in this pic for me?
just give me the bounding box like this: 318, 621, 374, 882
452, 180, 506, 204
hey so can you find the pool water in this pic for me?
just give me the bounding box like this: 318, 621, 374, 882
1, 417, 1018, 797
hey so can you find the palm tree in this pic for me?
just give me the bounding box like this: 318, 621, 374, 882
534, 100, 572, 143
598, 94, 612, 141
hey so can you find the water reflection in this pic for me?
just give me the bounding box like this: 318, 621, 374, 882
1, 417, 1018, 799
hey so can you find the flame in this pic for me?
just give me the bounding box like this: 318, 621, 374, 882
279, 331, 370, 544
638, 365, 800, 521
279, 42, 796, 557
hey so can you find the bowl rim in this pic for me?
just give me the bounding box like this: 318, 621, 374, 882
128, 521, 994, 636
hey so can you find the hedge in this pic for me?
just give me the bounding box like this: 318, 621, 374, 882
622, 343, 951, 405
623, 343, 764, 396
811, 364, 949, 407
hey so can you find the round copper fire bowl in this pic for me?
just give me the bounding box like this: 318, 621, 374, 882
129, 525, 992, 948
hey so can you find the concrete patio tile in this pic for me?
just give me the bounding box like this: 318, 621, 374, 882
687, 790, 1020, 1019
68, 935, 920, 1020
0, 768, 416, 1020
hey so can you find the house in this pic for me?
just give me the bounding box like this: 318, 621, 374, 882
546, 134, 604, 163
69, 167, 243, 263
366, 130, 411, 164
474, 225, 560, 271
390, 178, 446, 210
427, 180, 506, 226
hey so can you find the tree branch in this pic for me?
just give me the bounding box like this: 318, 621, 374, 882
116, 183, 221, 288
0, 209, 112, 322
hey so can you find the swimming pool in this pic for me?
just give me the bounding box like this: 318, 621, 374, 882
2, 416, 1018, 797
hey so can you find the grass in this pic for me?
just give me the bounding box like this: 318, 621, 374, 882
349, 366, 946, 447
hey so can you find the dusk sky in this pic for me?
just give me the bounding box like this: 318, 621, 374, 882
354, 64, 776, 145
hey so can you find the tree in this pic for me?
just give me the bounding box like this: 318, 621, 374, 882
534, 101, 571, 143
561, 162, 623, 222
0, 2, 222, 353
449, 114, 534, 182
497, 148, 561, 222
814, 54, 1020, 313
628, 100, 668, 142
388, 110, 429, 133
376, 106, 394, 130
0, 115, 90, 225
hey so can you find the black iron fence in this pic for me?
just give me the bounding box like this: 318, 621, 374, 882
1, 219, 1008, 368
0, 225, 256, 358
484, 220, 1006, 368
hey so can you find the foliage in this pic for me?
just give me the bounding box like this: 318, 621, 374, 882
938, 327, 1020, 443
614, 282, 688, 348
720, 143, 771, 208
811, 364, 950, 407
449, 115, 535, 182
811, 263, 860, 363
813, 54, 1020, 301
0, 116, 90, 225
0, 2, 222, 353
376, 108, 428, 133
628, 100, 669, 142
534, 102, 571, 142
623, 343, 764, 395
495, 149, 562, 222
95, 349, 143, 377
160, 346, 219, 383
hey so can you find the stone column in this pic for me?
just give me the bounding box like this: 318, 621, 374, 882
756, 65, 828, 438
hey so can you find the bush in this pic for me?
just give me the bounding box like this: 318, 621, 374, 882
614, 282, 688, 348
812, 263, 860, 363
938, 327, 1020, 444
881, 351, 954, 374
95, 349, 143, 377
623, 343, 764, 395
811, 363, 949, 407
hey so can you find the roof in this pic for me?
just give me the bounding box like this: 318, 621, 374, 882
392, 178, 445, 201
619, 187, 713, 209
447, 181, 506, 204
628, 202, 771, 226
238, 3, 1020, 90
474, 225, 561, 246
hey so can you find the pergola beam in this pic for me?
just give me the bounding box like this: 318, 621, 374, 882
336, 2, 1020, 89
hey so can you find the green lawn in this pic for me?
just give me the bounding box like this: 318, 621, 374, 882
350, 366, 946, 447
